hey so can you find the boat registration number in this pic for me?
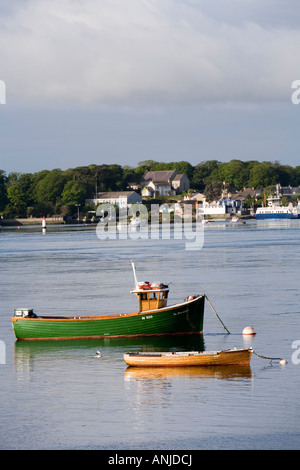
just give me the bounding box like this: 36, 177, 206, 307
141, 315, 153, 320
173, 309, 188, 316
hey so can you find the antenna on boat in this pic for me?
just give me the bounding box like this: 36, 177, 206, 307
131, 260, 138, 286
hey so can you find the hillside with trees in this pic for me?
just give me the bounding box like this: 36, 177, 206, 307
0, 160, 300, 219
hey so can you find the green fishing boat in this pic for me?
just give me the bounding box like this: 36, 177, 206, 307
12, 263, 205, 341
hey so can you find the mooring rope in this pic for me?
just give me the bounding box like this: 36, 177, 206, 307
252, 350, 287, 364
205, 295, 231, 334
203, 296, 287, 364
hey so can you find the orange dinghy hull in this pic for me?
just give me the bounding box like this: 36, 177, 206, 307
124, 348, 252, 367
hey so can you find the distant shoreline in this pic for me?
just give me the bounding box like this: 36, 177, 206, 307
0, 213, 254, 227
0, 216, 65, 226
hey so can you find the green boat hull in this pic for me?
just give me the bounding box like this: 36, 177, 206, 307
12, 295, 205, 341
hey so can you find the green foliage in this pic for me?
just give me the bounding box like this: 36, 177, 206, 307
4, 173, 34, 217
204, 181, 224, 203
249, 162, 277, 188
191, 160, 220, 191
1, 159, 299, 218
61, 180, 87, 206
34, 169, 66, 205
217, 160, 249, 189
7, 184, 27, 216
0, 170, 8, 212
294, 166, 300, 186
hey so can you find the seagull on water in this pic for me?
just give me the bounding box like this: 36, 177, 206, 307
95, 350, 102, 358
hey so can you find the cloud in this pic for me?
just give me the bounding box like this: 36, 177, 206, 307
1, 0, 299, 107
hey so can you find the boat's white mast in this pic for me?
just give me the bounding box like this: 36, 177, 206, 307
131, 260, 138, 286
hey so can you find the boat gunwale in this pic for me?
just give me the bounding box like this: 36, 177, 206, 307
11, 294, 205, 322
125, 348, 252, 358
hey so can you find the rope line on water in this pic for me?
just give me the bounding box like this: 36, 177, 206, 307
205, 295, 230, 334
252, 350, 287, 364
203, 296, 287, 364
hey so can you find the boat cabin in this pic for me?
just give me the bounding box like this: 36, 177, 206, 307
131, 282, 169, 313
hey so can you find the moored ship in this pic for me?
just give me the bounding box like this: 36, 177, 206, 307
12, 263, 205, 341
255, 205, 298, 219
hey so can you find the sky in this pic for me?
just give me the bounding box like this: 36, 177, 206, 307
0, 0, 300, 174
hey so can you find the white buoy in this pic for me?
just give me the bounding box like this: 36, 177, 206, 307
94, 350, 102, 358
42, 217, 46, 234
243, 326, 256, 336
280, 359, 287, 366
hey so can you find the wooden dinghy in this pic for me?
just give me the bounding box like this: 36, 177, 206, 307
124, 347, 252, 367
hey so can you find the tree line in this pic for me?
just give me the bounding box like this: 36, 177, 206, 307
0, 159, 299, 218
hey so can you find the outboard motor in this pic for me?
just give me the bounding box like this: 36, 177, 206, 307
14, 309, 37, 318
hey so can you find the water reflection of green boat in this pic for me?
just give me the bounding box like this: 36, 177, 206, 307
14, 334, 205, 358
13, 335, 206, 373
12, 268, 205, 341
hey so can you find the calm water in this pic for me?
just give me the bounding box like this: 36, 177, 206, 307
0, 220, 300, 450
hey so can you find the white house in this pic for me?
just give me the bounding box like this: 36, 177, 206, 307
141, 170, 190, 196
86, 191, 142, 208
197, 198, 244, 217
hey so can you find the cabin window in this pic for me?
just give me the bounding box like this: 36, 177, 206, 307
159, 291, 168, 299
141, 293, 148, 300
149, 292, 157, 300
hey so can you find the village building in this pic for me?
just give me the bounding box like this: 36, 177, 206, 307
275, 184, 300, 197
126, 182, 140, 191
197, 199, 244, 217
141, 170, 190, 197
235, 187, 264, 200
85, 191, 142, 208
185, 192, 244, 217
